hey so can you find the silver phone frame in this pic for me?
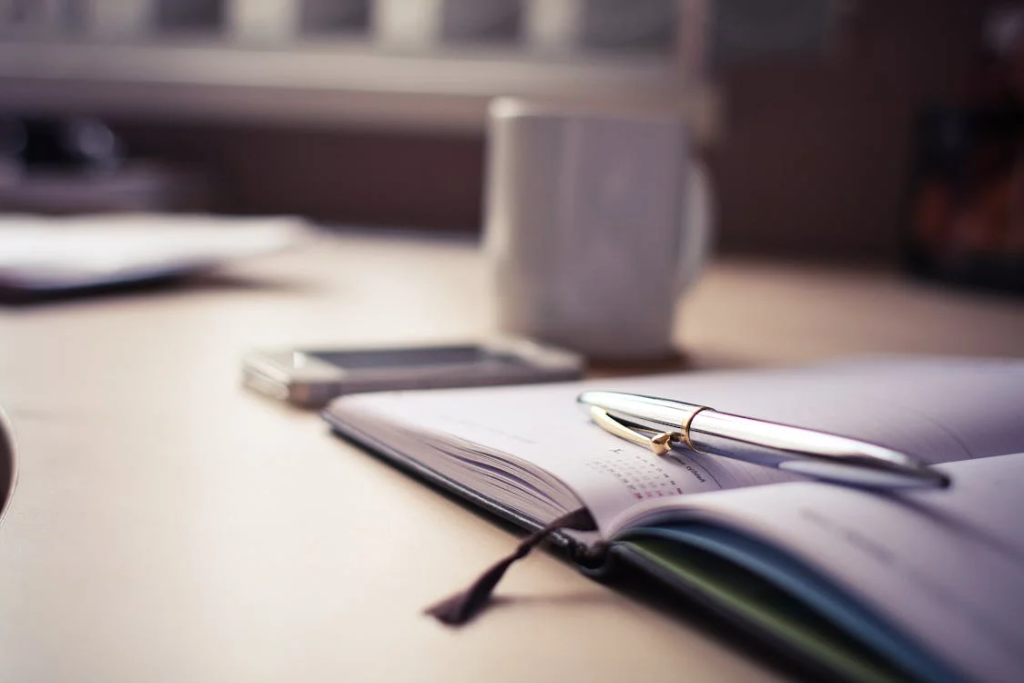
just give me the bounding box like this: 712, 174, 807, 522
242, 338, 586, 408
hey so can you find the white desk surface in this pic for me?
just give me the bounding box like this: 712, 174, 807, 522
1, 231, 1022, 683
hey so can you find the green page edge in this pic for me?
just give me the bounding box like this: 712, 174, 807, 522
622, 537, 913, 682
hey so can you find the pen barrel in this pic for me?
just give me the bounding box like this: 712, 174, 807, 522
577, 390, 948, 488
688, 412, 949, 489
578, 391, 707, 433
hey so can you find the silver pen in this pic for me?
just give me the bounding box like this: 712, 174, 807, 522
577, 391, 950, 489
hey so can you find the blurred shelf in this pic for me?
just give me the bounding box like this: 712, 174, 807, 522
0, 1, 842, 136
0, 40, 713, 134
0, 0, 712, 134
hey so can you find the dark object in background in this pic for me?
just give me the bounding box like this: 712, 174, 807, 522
903, 7, 1024, 294
14, 117, 124, 172
905, 106, 1024, 292
0, 116, 205, 214
0, 118, 25, 161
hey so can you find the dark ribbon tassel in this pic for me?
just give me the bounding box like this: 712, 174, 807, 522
425, 508, 598, 626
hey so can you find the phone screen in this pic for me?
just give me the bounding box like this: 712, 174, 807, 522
307, 345, 524, 372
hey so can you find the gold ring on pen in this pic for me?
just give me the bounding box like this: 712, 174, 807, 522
680, 407, 711, 453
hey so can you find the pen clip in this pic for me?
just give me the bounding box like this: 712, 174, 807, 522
588, 406, 680, 456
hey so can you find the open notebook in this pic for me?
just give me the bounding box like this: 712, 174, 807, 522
322, 357, 1024, 683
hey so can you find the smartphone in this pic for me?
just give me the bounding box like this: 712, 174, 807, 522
242, 338, 586, 408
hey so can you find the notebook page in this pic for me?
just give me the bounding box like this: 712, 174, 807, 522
612, 453, 1024, 682
330, 357, 1024, 530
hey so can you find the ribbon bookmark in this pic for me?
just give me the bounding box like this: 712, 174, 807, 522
425, 508, 598, 626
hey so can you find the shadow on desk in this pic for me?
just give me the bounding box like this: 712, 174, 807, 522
0, 271, 319, 307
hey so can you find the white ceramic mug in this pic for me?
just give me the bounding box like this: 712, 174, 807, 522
484, 98, 712, 360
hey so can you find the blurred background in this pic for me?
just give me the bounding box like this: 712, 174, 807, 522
0, 0, 1020, 272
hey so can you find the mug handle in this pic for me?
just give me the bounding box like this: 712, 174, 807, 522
677, 159, 714, 293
